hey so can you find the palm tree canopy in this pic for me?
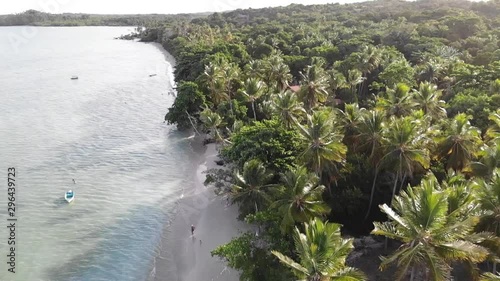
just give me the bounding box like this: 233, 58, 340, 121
435, 113, 482, 172
231, 159, 274, 215
376, 83, 418, 118
296, 109, 347, 176
412, 81, 447, 120
298, 58, 330, 111
272, 167, 331, 232
272, 90, 306, 128
474, 168, 500, 237
379, 116, 431, 180
272, 218, 366, 281
372, 173, 489, 281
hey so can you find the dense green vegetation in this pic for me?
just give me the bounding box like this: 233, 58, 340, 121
0, 9, 205, 26
143, 0, 500, 279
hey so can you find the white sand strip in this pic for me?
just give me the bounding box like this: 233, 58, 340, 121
153, 142, 251, 281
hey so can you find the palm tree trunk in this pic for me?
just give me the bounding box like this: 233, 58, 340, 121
410, 266, 416, 281
185, 110, 201, 135
252, 101, 257, 120
494, 261, 497, 274
364, 167, 379, 220
385, 171, 399, 252
398, 173, 406, 194
391, 171, 400, 206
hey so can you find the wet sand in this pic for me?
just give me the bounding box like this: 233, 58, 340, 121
152, 141, 251, 281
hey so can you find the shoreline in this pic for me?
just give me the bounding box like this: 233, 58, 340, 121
151, 139, 251, 281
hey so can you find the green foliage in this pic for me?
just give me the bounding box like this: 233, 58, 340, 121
211, 233, 292, 281
372, 173, 489, 280
164, 81, 206, 130
223, 119, 302, 173
272, 218, 366, 281
448, 90, 500, 131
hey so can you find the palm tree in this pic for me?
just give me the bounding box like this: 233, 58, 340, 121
266, 53, 292, 92
231, 159, 274, 216
412, 82, 447, 120
272, 90, 306, 129
327, 69, 348, 99
271, 167, 331, 233
474, 168, 500, 274
220, 61, 240, 113
485, 110, 500, 144
202, 62, 228, 106
346, 69, 364, 103
372, 173, 489, 281
272, 218, 366, 281
295, 109, 347, 177
467, 142, 500, 179
379, 116, 430, 206
298, 58, 330, 112
244, 59, 265, 80
337, 103, 365, 148
356, 110, 386, 219
239, 78, 265, 120
481, 272, 500, 281
435, 113, 482, 172
355, 45, 382, 98
376, 83, 417, 118
199, 108, 223, 143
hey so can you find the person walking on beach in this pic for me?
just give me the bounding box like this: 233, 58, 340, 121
191, 224, 195, 236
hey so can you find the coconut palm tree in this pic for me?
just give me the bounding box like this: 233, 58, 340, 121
467, 142, 500, 179
272, 90, 306, 129
474, 168, 500, 274
376, 83, 417, 118
337, 103, 365, 148
244, 59, 265, 80
200, 108, 223, 143
266, 53, 292, 92
298, 58, 330, 112
435, 113, 482, 172
231, 159, 274, 216
356, 110, 386, 219
485, 110, 500, 144
202, 62, 228, 106
220, 61, 240, 113
271, 167, 330, 233
355, 45, 382, 98
328, 69, 348, 98
372, 173, 489, 281
481, 272, 500, 281
295, 109, 347, 177
412, 82, 447, 121
346, 69, 364, 103
239, 78, 265, 120
379, 116, 430, 205
272, 218, 366, 281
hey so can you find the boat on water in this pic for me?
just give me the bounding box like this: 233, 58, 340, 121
71, 76, 78, 80
65, 190, 75, 203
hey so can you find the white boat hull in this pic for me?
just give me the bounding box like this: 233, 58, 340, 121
65, 190, 75, 203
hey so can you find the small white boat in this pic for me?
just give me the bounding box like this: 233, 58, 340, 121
71, 76, 78, 80
65, 190, 75, 203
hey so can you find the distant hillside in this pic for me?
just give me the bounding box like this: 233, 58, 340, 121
0, 9, 209, 26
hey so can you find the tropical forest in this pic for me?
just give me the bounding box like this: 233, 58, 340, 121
137, 0, 500, 280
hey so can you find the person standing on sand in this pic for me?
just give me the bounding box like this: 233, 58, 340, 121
191, 224, 195, 235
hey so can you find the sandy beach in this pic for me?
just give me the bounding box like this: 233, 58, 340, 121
152, 140, 251, 281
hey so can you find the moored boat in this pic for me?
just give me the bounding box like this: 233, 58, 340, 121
65, 190, 75, 203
